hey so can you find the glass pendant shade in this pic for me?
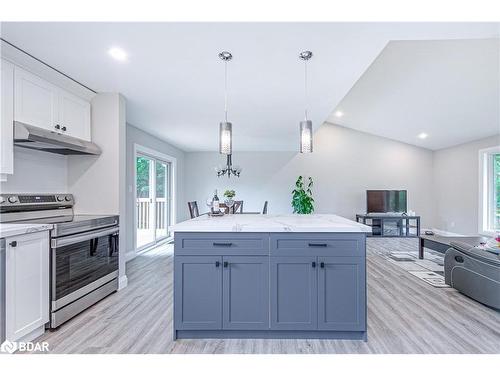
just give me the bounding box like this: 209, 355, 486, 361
300, 120, 313, 153
219, 121, 232, 155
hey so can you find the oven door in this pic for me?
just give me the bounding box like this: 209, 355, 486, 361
51, 226, 119, 310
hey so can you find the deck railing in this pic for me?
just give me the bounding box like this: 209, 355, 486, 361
136, 198, 167, 229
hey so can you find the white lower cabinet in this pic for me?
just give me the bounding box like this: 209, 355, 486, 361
5, 231, 49, 342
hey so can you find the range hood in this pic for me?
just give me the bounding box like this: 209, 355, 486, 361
13, 122, 101, 155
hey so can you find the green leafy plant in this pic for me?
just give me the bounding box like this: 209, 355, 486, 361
292, 176, 315, 214
223, 190, 236, 199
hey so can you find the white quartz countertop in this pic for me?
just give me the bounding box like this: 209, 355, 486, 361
0, 223, 53, 238
170, 214, 371, 233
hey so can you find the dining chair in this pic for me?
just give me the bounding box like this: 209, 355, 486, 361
262, 201, 268, 214
187, 201, 200, 219
232, 200, 243, 214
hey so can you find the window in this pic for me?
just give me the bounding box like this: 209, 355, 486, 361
495, 153, 500, 230
479, 147, 500, 234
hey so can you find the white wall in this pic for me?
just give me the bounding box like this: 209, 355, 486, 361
433, 134, 500, 235
0, 148, 67, 193
185, 123, 435, 227
67, 93, 127, 287
125, 124, 186, 258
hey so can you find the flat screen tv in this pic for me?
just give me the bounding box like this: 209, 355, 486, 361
367, 190, 407, 213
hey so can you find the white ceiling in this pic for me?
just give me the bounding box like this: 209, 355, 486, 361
328, 38, 500, 150
1, 22, 499, 151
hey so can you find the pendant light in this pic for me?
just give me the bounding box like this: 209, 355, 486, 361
215, 51, 241, 178
219, 51, 232, 155
299, 51, 313, 153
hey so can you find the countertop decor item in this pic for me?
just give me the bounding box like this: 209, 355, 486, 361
292, 176, 315, 214
299, 50, 313, 153
223, 189, 236, 212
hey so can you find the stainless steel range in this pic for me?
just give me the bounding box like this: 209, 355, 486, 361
0, 193, 119, 329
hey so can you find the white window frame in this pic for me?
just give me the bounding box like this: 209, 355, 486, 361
133, 143, 177, 252
478, 145, 500, 235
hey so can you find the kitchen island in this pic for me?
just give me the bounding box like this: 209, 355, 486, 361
170, 214, 371, 340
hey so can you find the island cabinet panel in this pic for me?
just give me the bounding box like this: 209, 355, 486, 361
270, 233, 365, 257
270, 256, 317, 330
173, 229, 367, 340
222, 256, 269, 330
175, 233, 268, 255
174, 256, 223, 330
318, 257, 366, 331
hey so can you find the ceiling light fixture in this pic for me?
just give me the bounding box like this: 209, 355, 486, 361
417, 132, 428, 139
299, 51, 313, 153
108, 47, 128, 62
334, 110, 344, 118
216, 51, 240, 178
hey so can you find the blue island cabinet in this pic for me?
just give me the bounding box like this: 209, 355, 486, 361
174, 232, 367, 340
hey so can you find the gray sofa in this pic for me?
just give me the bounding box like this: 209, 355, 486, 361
444, 242, 500, 310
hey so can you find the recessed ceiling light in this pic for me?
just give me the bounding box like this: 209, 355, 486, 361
108, 47, 128, 62
334, 110, 344, 118
417, 132, 428, 139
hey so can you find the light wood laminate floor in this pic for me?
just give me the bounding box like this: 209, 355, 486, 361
33, 238, 500, 354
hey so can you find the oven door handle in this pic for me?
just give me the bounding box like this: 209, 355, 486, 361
51, 227, 119, 248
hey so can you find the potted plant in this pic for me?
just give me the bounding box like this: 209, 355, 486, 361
291, 176, 315, 214
223, 189, 236, 211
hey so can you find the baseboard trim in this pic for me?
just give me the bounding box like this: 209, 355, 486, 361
118, 275, 128, 290
125, 251, 137, 262
175, 330, 367, 341
430, 228, 466, 237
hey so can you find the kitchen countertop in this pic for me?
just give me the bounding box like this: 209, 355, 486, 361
170, 214, 372, 233
0, 223, 53, 238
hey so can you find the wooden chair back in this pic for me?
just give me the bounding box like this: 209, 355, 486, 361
232, 200, 243, 213
188, 201, 200, 219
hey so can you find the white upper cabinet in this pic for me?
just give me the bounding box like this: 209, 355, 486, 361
13, 66, 91, 141
14, 67, 58, 132
1, 59, 15, 179
58, 89, 91, 141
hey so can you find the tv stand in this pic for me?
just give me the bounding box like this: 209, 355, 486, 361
356, 214, 420, 237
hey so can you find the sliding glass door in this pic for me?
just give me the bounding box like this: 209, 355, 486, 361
136, 153, 171, 250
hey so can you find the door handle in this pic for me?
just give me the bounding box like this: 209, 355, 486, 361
320, 262, 325, 268
55, 124, 60, 130
312, 261, 316, 268
9, 241, 17, 247
223, 261, 229, 268
61, 126, 67, 131
308, 243, 327, 247
213, 242, 233, 247
215, 261, 220, 267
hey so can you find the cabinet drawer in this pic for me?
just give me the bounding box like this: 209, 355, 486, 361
175, 233, 268, 255
270, 233, 365, 256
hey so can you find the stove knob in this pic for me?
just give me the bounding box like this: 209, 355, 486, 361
57, 196, 64, 202
0, 196, 5, 204
8, 196, 17, 203
65, 195, 72, 202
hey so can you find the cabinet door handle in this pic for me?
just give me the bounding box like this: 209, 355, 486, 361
9, 241, 17, 247
223, 261, 229, 268
61, 126, 67, 131
312, 261, 316, 268
215, 261, 220, 267
320, 262, 325, 268
213, 242, 232, 247
55, 124, 61, 130
308, 243, 327, 247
